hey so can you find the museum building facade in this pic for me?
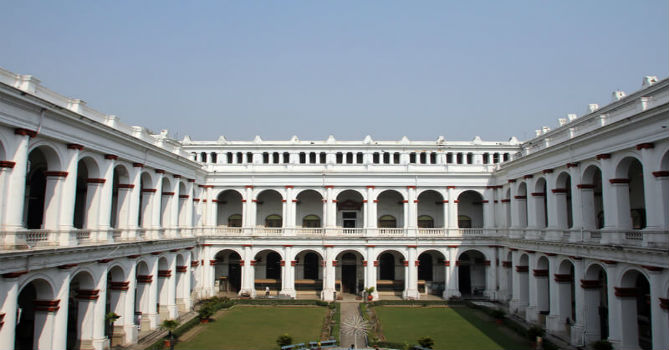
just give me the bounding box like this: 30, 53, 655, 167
0, 67, 667, 349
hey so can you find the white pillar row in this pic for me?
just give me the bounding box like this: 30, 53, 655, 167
581, 269, 603, 344
508, 181, 519, 230
322, 246, 335, 301
0, 277, 18, 350
206, 185, 215, 227
599, 156, 626, 235
655, 174, 669, 229
579, 185, 596, 230
182, 250, 193, 310
3, 130, 31, 232
58, 145, 80, 231
570, 258, 586, 347
404, 245, 419, 299
46, 173, 74, 245
243, 185, 253, 228
442, 257, 450, 300
97, 156, 115, 233
366, 246, 377, 300
649, 270, 669, 349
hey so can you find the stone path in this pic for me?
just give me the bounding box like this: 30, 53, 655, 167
339, 299, 367, 349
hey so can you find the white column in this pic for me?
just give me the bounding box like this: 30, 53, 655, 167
122, 262, 138, 344
526, 253, 539, 323
322, 246, 335, 301
97, 157, 115, 232
509, 250, 522, 312
127, 166, 142, 235
649, 271, 669, 349
447, 187, 457, 234
604, 264, 622, 348
326, 186, 336, 228
185, 181, 194, 228
52, 270, 72, 350
366, 246, 378, 300
640, 147, 663, 231
0, 278, 18, 350
85, 181, 103, 232
91, 266, 108, 350
280, 246, 296, 298
546, 255, 562, 332
3, 131, 30, 231
285, 186, 296, 230
404, 246, 419, 299
240, 245, 255, 297
407, 186, 417, 229
482, 187, 494, 229
58, 146, 80, 231
445, 246, 459, 297
568, 166, 583, 232
151, 173, 164, 230
166, 254, 178, 319
169, 178, 180, 233
146, 257, 159, 330
570, 259, 585, 347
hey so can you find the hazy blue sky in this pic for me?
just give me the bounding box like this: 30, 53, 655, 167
2, 1, 667, 142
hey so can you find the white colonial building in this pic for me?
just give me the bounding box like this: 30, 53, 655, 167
0, 67, 666, 350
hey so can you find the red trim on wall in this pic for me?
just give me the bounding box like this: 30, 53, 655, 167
595, 153, 611, 160
86, 178, 106, 184
67, 143, 84, 150
15, 128, 38, 138
0, 161, 15, 168
45, 171, 68, 177
104, 154, 119, 160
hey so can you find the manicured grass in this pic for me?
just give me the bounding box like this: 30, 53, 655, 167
374, 306, 531, 350
175, 306, 327, 350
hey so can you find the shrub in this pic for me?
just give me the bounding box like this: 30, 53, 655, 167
198, 304, 215, 320
490, 309, 506, 319
592, 340, 613, 350
417, 336, 434, 348
276, 333, 292, 347
527, 326, 545, 341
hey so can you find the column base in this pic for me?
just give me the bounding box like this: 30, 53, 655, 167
239, 288, 256, 298
403, 289, 420, 300
444, 289, 461, 299
279, 289, 296, 299
570, 324, 585, 347
122, 324, 138, 345
509, 299, 525, 314
167, 304, 178, 319
145, 312, 159, 330
525, 305, 538, 323
321, 288, 336, 302
91, 337, 107, 350
546, 314, 561, 333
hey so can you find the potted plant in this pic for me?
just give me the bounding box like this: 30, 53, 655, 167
160, 319, 180, 348
417, 336, 434, 349
276, 333, 292, 348
526, 326, 545, 348
198, 304, 215, 323
365, 286, 375, 301
105, 312, 120, 345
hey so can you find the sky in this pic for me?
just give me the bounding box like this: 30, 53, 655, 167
2, 1, 667, 142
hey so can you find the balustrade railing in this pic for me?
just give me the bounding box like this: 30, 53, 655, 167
2, 225, 666, 250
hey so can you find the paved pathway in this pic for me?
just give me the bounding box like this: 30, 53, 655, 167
339, 298, 367, 349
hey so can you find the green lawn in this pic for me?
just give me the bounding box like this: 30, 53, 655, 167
175, 306, 327, 350
374, 306, 531, 350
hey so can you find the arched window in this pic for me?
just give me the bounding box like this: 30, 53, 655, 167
378, 215, 397, 228
417, 215, 434, 228
302, 215, 321, 228
265, 214, 282, 227
458, 215, 472, 228
228, 214, 242, 227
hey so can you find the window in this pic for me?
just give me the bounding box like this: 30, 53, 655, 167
320, 152, 326, 164
430, 152, 437, 164
265, 214, 282, 227
273, 152, 280, 164
346, 152, 353, 164
373, 152, 380, 164
210, 152, 217, 163
356, 152, 363, 164
228, 214, 242, 227
227, 152, 233, 164
482, 153, 490, 164
409, 153, 416, 164
302, 214, 321, 228
466, 153, 473, 164
336, 152, 343, 164
262, 152, 269, 163
309, 152, 316, 164
458, 215, 472, 228
378, 215, 397, 228
446, 153, 453, 164
417, 215, 434, 228
283, 152, 290, 164
419, 153, 427, 164
299, 152, 306, 164
383, 152, 390, 164
393, 152, 400, 164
